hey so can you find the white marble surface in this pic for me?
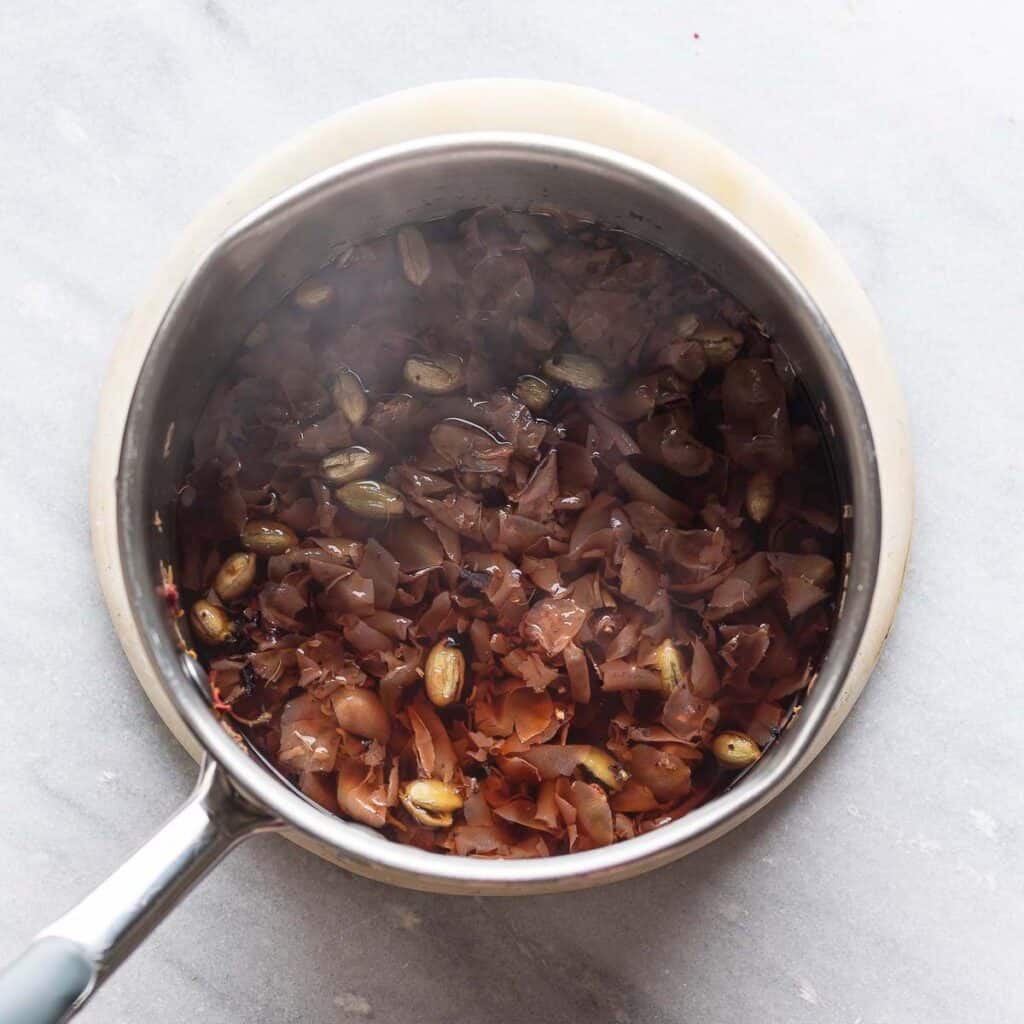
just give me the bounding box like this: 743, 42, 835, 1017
1, 2, 1021, 1021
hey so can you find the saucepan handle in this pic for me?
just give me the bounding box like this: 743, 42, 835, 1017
0, 757, 276, 1023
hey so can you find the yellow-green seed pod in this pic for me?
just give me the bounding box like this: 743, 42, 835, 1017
424, 638, 465, 707
330, 367, 369, 426
399, 779, 464, 828
189, 600, 234, 645
321, 447, 383, 486
335, 480, 406, 519
712, 731, 761, 769
213, 552, 257, 601
403, 354, 465, 395
542, 352, 611, 391
241, 520, 298, 556
580, 746, 630, 791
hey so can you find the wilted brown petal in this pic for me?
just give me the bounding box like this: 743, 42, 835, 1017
563, 640, 592, 704
662, 687, 719, 744
358, 538, 399, 609
299, 770, 340, 814
522, 597, 587, 656
619, 549, 661, 606
516, 450, 559, 520
569, 290, 647, 368
502, 649, 560, 691
719, 624, 772, 688
278, 694, 339, 773
599, 660, 664, 693
336, 759, 388, 829
628, 744, 693, 803
568, 781, 614, 847
407, 700, 459, 782
331, 687, 390, 743
611, 781, 662, 813
689, 639, 721, 699
603, 616, 643, 662
480, 391, 547, 459
430, 419, 514, 474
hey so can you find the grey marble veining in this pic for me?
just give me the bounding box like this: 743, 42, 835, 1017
1, 2, 1021, 1022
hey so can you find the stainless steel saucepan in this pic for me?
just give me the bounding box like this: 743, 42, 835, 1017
0, 116, 907, 1023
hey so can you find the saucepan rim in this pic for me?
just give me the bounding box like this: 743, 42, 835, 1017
115, 131, 882, 892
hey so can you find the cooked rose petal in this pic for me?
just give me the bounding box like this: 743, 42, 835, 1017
496, 512, 552, 554
628, 744, 692, 802
642, 589, 675, 644
416, 591, 454, 637
520, 744, 597, 779
502, 649, 560, 691
614, 461, 690, 522
534, 780, 560, 829
336, 759, 388, 829
585, 404, 643, 460
462, 791, 495, 827
660, 427, 714, 477
299, 770, 340, 813
495, 755, 543, 785
610, 780, 661, 813
358, 539, 399, 609
570, 289, 647, 368
662, 686, 719, 744
493, 798, 559, 833
603, 617, 643, 661
503, 688, 556, 742
600, 659, 664, 693
569, 781, 614, 847
690, 639, 721, 699
626, 724, 692, 745
568, 572, 606, 611
430, 521, 462, 562
766, 553, 835, 585
407, 700, 458, 782
568, 492, 617, 557
477, 554, 530, 628
480, 390, 546, 458
780, 578, 829, 617
278, 693, 339, 773
516, 450, 559, 520
431, 419, 514, 474
521, 555, 567, 595
563, 641, 591, 703
451, 825, 511, 856
341, 616, 392, 654
522, 597, 587, 656
259, 581, 309, 631
766, 660, 813, 701
620, 549, 661, 606
378, 644, 422, 712
623, 501, 675, 549
331, 687, 390, 743
555, 440, 598, 491
320, 570, 375, 617
412, 492, 483, 540
362, 610, 411, 640
719, 624, 771, 688
745, 700, 788, 746
706, 552, 781, 620
661, 528, 732, 580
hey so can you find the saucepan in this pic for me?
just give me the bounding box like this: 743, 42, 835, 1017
0, 81, 912, 1023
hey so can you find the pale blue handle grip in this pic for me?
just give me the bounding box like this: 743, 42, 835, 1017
0, 937, 95, 1024
0, 759, 272, 1021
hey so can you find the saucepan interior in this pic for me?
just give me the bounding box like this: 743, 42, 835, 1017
116, 133, 880, 894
